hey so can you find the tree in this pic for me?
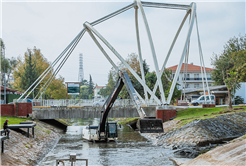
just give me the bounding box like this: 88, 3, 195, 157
102, 52, 181, 103
6, 57, 17, 88
0, 39, 12, 87
13, 47, 67, 99
88, 75, 94, 98
80, 85, 89, 99
211, 34, 246, 109
99, 71, 116, 97
20, 49, 38, 93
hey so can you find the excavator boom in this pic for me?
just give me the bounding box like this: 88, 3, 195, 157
98, 71, 163, 138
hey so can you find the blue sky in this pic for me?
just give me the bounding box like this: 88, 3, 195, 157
0, 0, 245, 86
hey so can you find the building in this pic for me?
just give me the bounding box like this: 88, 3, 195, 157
167, 63, 214, 90
94, 85, 106, 97
183, 85, 228, 105
1, 86, 22, 104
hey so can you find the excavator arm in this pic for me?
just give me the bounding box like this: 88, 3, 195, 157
98, 71, 163, 139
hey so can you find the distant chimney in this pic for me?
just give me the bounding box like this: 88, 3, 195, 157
190, 62, 193, 65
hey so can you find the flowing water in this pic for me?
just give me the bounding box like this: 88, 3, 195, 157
38, 119, 176, 166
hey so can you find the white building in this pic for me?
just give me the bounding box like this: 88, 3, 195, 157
167, 63, 214, 90
94, 85, 106, 97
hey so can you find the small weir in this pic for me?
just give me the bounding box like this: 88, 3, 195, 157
38, 119, 176, 166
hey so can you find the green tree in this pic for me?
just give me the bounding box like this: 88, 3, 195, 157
99, 71, 116, 97
211, 34, 246, 109
80, 85, 89, 99
13, 47, 67, 99
0, 39, 12, 86
20, 49, 38, 94
88, 75, 94, 97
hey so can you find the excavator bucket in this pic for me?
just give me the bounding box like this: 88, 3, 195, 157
137, 119, 164, 133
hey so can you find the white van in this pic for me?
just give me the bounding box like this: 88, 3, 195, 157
191, 95, 215, 106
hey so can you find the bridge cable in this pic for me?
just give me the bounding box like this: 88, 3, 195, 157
18, 29, 84, 100
35, 28, 86, 99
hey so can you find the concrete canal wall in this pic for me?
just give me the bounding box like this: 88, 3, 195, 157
33, 106, 157, 119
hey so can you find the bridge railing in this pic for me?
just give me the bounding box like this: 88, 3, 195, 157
13, 99, 160, 107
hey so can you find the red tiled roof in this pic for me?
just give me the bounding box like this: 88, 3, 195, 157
1, 86, 22, 94
167, 63, 213, 72
95, 85, 106, 89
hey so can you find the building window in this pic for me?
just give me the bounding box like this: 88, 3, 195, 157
194, 83, 199, 88
194, 74, 199, 80
183, 74, 190, 80
172, 74, 175, 79
185, 83, 189, 88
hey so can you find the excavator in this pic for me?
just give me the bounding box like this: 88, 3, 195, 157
82, 71, 163, 141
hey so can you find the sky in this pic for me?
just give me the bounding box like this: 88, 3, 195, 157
0, 0, 245, 86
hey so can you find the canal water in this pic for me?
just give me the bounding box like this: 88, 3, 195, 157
38, 119, 176, 166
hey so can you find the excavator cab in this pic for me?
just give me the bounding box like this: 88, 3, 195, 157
106, 122, 118, 139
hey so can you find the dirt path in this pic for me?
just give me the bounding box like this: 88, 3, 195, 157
0, 120, 63, 166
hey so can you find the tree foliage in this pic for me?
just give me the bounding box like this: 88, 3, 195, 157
99, 71, 116, 97
99, 53, 181, 103
12, 47, 67, 99
1, 39, 12, 87
88, 74, 94, 98
211, 34, 246, 109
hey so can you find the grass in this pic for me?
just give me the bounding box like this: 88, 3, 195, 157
35, 126, 51, 134
55, 119, 72, 126
118, 117, 140, 125
1, 116, 27, 129
175, 106, 246, 127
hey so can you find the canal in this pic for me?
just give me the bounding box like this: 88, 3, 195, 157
38, 119, 177, 166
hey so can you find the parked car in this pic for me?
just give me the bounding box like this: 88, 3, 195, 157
191, 95, 215, 106
93, 99, 106, 107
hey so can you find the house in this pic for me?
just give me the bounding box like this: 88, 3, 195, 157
94, 85, 106, 97
1, 86, 23, 104
167, 63, 214, 90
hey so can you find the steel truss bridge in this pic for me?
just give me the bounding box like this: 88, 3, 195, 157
18, 0, 212, 106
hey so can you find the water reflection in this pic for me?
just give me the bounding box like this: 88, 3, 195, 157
38, 118, 175, 166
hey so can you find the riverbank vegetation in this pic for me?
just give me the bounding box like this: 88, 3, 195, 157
176, 106, 246, 127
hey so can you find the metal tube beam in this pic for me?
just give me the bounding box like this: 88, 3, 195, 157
195, 16, 211, 101
135, 6, 148, 104
166, 3, 196, 105
87, 28, 119, 70
84, 22, 161, 105
142, 1, 191, 10
33, 28, 85, 99
91, 3, 134, 26
87, 28, 145, 103
18, 29, 84, 100
136, 0, 166, 104
150, 10, 190, 99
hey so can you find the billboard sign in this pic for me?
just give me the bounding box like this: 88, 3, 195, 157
67, 84, 80, 95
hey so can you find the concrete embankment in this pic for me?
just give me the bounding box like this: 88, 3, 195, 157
142, 112, 246, 160
182, 134, 246, 166
1, 120, 63, 166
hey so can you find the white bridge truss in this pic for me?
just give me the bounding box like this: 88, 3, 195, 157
18, 0, 211, 105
